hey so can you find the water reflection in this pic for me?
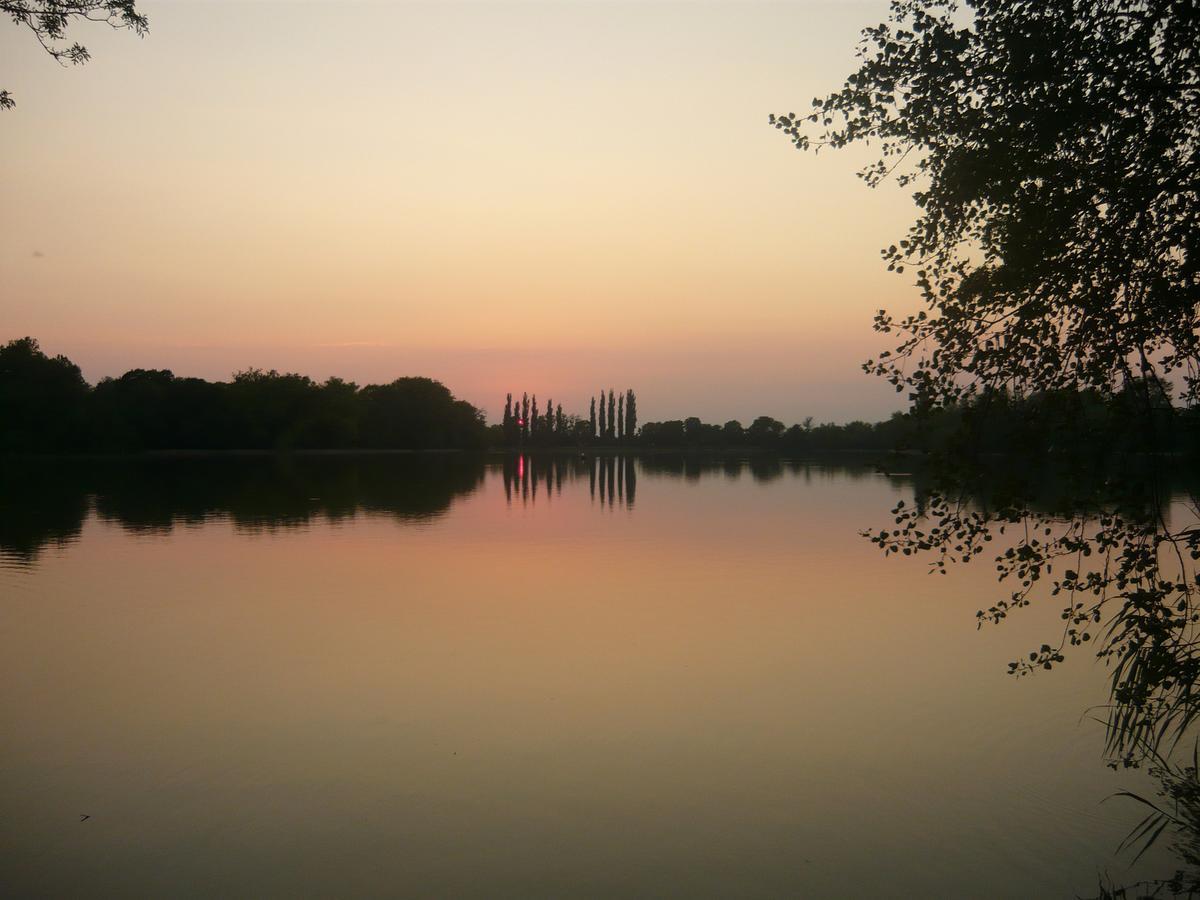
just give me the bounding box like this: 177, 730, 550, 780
6, 453, 1197, 571
502, 454, 638, 509
0, 455, 485, 567
1, 450, 1193, 897
869, 452, 1200, 897
3, 453, 889, 565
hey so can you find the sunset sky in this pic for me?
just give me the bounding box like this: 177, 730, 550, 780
1, 0, 920, 425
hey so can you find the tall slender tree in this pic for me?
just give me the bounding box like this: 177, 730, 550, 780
545, 397, 554, 434
607, 390, 615, 440
503, 393, 513, 443
598, 391, 606, 439
521, 393, 529, 441
625, 389, 637, 438
531, 395, 539, 436
617, 393, 624, 441
555, 403, 564, 435
589, 396, 597, 439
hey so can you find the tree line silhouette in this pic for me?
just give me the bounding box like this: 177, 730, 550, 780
0, 337, 488, 452
5, 336, 1197, 455
637, 387, 1198, 455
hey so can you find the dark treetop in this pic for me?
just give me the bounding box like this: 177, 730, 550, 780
0, 337, 487, 452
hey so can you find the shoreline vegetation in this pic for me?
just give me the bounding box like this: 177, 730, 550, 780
3, 336, 1198, 457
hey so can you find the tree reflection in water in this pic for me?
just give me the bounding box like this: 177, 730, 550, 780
8, 451, 1200, 891
876, 451, 1200, 896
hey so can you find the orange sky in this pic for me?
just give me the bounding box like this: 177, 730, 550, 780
0, 0, 920, 424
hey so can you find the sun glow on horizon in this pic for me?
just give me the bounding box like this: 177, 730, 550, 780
1, 0, 916, 424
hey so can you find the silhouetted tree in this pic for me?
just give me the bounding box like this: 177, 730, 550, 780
0, 337, 89, 451
310, 377, 360, 448
772, 0, 1199, 415
748, 416, 785, 445
224, 369, 321, 449
607, 390, 615, 440
570, 414, 590, 441
598, 390, 606, 439
625, 389, 637, 438
2, 1, 149, 110
772, 0, 1200, 776
555, 403, 564, 435
503, 393, 513, 443
617, 393, 624, 441
521, 393, 530, 440
589, 396, 597, 439
359, 377, 484, 449
92, 368, 223, 450
639, 420, 685, 447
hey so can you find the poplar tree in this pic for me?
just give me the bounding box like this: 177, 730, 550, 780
598, 391, 606, 439
617, 393, 624, 441
531, 395, 539, 436
625, 389, 637, 438
521, 393, 529, 441
503, 393, 513, 443
555, 403, 564, 435
589, 396, 597, 438
607, 390, 615, 440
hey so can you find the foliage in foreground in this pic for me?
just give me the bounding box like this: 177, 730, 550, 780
775, 0, 1199, 888
773, 0, 1200, 759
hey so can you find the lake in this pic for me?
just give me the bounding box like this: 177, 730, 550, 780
0, 454, 1178, 897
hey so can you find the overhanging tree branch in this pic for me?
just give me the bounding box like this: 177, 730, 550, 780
2, 0, 147, 109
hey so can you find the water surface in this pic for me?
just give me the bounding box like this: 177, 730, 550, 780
0, 455, 1176, 897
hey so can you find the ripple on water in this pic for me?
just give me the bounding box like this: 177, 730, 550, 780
0, 537, 80, 581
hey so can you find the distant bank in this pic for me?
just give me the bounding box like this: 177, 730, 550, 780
3, 337, 1197, 457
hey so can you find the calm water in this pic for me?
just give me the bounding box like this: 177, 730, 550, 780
0, 455, 1178, 897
